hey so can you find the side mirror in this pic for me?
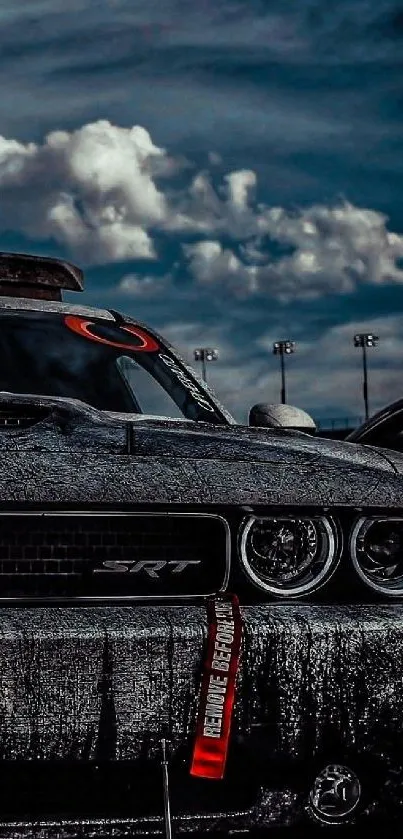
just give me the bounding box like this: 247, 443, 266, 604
249, 403, 317, 434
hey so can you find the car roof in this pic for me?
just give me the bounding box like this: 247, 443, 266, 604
0, 294, 238, 426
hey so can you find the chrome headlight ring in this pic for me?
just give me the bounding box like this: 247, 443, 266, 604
239, 514, 340, 598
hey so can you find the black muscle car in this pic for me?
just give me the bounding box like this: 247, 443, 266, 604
0, 251, 403, 836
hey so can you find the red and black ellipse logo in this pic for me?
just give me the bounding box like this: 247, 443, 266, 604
64, 315, 160, 353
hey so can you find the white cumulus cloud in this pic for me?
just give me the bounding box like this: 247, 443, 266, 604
183, 202, 403, 301
0, 120, 166, 263
1, 119, 403, 299
118, 273, 171, 298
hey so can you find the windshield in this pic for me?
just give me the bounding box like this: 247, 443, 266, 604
0, 309, 229, 424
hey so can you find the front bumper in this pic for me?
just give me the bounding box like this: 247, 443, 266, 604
0, 603, 403, 834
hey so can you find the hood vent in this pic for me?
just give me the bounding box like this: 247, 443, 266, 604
0, 404, 52, 430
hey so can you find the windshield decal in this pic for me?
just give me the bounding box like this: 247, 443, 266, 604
158, 353, 216, 413
64, 315, 159, 352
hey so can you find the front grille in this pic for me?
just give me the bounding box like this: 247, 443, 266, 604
0, 513, 229, 600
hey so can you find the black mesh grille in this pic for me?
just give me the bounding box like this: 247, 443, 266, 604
0, 514, 228, 599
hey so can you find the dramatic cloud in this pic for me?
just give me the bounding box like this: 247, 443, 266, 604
1, 119, 403, 301
0, 121, 167, 262
184, 202, 403, 301
118, 273, 173, 298
163, 314, 403, 424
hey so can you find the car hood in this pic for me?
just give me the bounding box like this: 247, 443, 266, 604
365, 444, 403, 476
0, 402, 403, 507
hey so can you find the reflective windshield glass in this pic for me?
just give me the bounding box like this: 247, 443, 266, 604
0, 309, 228, 424
116, 356, 183, 419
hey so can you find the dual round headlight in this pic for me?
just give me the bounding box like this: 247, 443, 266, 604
240, 514, 403, 598
240, 515, 339, 597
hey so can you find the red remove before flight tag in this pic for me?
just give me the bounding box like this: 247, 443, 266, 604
190, 593, 243, 780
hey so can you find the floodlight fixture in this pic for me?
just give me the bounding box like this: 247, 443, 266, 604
272, 340, 296, 404
353, 333, 379, 420
193, 347, 219, 382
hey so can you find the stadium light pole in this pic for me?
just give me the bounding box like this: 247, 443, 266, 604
353, 333, 379, 421
193, 347, 218, 383
273, 340, 295, 404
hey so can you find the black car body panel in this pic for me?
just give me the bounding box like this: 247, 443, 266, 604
347, 397, 403, 455
0, 604, 402, 835
1, 254, 403, 833
0, 401, 401, 509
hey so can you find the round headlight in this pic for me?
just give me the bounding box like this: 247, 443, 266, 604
239, 515, 338, 597
351, 517, 403, 596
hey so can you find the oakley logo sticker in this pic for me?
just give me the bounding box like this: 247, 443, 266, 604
64, 315, 159, 352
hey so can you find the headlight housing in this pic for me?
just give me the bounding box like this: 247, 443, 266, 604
351, 517, 403, 596
239, 515, 339, 597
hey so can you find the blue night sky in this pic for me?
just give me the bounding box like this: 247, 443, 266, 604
0, 0, 403, 423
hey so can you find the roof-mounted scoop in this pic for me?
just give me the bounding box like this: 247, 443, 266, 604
0, 252, 84, 301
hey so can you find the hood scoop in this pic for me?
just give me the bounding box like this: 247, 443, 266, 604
0, 404, 52, 430
0, 394, 135, 447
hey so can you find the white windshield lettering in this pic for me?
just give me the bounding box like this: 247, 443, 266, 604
158, 353, 216, 412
